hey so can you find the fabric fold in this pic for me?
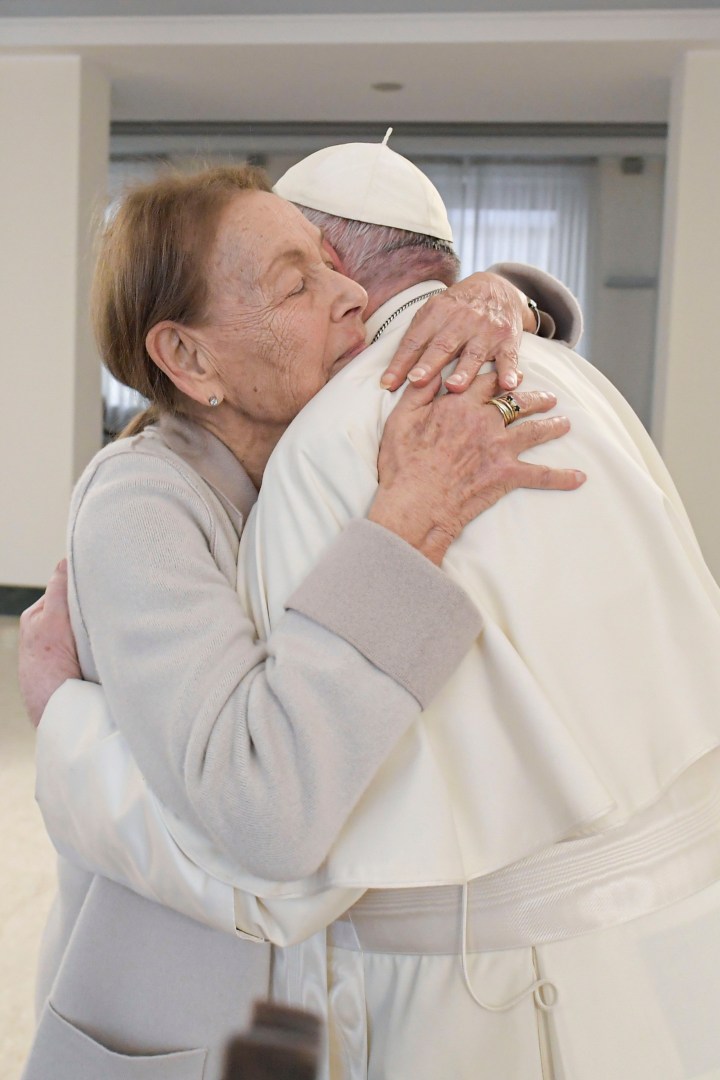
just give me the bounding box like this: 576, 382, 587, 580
227, 325, 720, 895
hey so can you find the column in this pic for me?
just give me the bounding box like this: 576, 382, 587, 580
0, 56, 109, 587
653, 50, 720, 580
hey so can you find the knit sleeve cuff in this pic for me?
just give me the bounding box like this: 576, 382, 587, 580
489, 261, 584, 348
286, 519, 483, 708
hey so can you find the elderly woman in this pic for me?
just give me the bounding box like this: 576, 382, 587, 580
20, 164, 581, 1080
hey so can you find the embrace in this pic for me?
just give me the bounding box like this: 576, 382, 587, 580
19, 139, 720, 1080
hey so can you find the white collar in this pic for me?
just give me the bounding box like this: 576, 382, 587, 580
364, 280, 447, 345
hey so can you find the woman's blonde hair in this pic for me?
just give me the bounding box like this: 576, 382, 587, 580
92, 164, 272, 436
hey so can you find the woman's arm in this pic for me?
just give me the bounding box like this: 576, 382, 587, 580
68, 448, 482, 884
34, 374, 579, 890
36, 681, 362, 945
23, 561, 363, 943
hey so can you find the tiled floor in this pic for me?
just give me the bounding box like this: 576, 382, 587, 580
0, 616, 57, 1080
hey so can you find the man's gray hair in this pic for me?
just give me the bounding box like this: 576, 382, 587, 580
296, 206, 461, 295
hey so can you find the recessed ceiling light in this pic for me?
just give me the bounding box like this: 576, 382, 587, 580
372, 82, 404, 92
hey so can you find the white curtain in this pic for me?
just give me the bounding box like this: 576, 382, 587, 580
101, 367, 147, 434
421, 160, 594, 347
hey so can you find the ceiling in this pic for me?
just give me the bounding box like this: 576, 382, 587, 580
2, 6, 719, 124
3, 0, 719, 13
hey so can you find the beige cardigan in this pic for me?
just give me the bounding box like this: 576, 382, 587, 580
23, 414, 481, 1080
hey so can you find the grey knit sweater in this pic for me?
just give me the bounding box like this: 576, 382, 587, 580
67, 414, 482, 883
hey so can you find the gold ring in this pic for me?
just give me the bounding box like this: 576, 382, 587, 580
488, 393, 521, 427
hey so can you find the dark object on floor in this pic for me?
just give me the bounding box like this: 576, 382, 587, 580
223, 1001, 322, 1080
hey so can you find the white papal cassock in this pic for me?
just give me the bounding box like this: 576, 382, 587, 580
233, 280, 720, 888
158, 280, 720, 1079
36, 282, 720, 1079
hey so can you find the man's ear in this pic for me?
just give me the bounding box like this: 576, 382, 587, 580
146, 322, 219, 406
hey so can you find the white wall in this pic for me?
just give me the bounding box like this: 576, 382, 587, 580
588, 156, 665, 428
0, 56, 109, 587
654, 50, 720, 579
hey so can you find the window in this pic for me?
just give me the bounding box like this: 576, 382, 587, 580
421, 159, 594, 347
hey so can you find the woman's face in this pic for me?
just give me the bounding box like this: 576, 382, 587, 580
196, 190, 368, 426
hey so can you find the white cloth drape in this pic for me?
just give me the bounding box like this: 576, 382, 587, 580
227, 304, 720, 896
422, 160, 593, 347
101, 368, 145, 410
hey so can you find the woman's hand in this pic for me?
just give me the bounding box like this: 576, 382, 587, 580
380, 273, 529, 395
18, 559, 80, 728
368, 372, 585, 566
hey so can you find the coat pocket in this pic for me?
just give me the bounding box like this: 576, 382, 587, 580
22, 1002, 208, 1080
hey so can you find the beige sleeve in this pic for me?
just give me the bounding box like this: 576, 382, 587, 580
69, 453, 481, 884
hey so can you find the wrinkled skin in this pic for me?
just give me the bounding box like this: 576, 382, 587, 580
381, 273, 526, 394
19, 560, 80, 728
369, 372, 583, 566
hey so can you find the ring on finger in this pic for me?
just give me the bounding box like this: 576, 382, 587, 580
488, 393, 521, 427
